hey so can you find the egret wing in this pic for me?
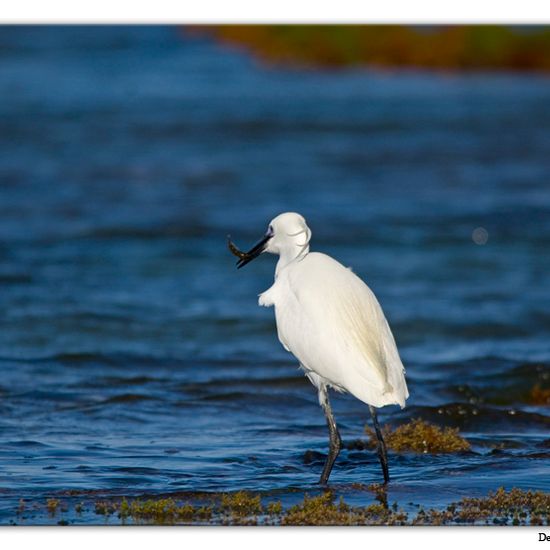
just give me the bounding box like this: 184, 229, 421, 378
278, 253, 397, 396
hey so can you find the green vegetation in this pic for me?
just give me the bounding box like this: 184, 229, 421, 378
28, 487, 550, 525
195, 25, 550, 71
413, 488, 550, 526
365, 418, 471, 453
46, 498, 60, 515
281, 492, 408, 525
94, 497, 213, 525
220, 491, 262, 517
118, 498, 212, 524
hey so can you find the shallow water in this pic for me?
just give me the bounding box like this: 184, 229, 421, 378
0, 25, 549, 525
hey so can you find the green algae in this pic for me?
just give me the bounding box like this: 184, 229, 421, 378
92, 493, 267, 525
220, 491, 262, 517
280, 492, 408, 526
117, 498, 212, 524
21, 487, 550, 525
94, 501, 117, 516
454, 487, 550, 525
279, 488, 550, 526
365, 418, 471, 453
412, 488, 550, 526
266, 501, 283, 515
46, 498, 61, 516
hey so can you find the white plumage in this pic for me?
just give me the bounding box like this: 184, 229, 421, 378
258, 213, 408, 409
229, 211, 409, 483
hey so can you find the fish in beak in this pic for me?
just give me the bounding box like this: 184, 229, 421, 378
227, 230, 272, 269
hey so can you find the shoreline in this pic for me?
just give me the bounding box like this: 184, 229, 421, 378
189, 25, 550, 73
9, 486, 550, 526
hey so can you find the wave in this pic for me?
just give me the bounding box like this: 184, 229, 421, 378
396, 402, 550, 432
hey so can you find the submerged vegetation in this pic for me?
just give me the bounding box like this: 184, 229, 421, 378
22, 487, 550, 526
365, 418, 471, 453
46, 498, 61, 515
194, 25, 550, 72
530, 384, 550, 406
220, 491, 263, 518
280, 492, 408, 526
118, 498, 212, 524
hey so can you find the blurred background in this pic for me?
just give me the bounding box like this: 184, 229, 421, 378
0, 25, 549, 524
202, 25, 550, 70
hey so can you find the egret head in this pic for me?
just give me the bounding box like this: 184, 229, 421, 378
228, 212, 311, 269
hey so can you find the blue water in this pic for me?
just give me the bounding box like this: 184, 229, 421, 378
0, 26, 549, 524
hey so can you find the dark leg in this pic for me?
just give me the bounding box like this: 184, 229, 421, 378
319, 385, 342, 485
369, 405, 390, 484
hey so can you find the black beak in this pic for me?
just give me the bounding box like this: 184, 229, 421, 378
227, 233, 271, 269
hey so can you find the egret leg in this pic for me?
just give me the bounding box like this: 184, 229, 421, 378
369, 405, 390, 484
318, 385, 342, 485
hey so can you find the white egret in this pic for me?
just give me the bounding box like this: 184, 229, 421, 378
228, 212, 408, 484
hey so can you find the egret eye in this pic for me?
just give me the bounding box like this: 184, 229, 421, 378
267, 224, 274, 236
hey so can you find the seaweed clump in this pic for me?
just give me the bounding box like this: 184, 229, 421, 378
219, 491, 263, 525
118, 498, 213, 525
95, 492, 267, 525
281, 491, 407, 526
46, 498, 60, 516
442, 487, 550, 525
366, 418, 470, 453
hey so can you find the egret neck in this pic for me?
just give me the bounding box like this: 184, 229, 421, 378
274, 229, 310, 276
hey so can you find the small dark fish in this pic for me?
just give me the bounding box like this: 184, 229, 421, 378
227, 235, 249, 260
